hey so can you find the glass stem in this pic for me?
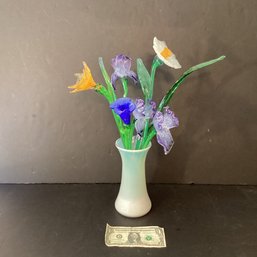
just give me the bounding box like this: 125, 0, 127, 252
135, 137, 141, 150
140, 119, 149, 149
121, 78, 128, 98
142, 130, 156, 148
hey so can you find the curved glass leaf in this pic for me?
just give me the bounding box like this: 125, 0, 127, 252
158, 55, 226, 111
98, 57, 116, 102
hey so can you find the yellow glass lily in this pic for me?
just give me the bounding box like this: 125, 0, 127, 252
68, 62, 97, 93
153, 37, 181, 69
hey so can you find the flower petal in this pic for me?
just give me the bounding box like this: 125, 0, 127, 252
153, 37, 167, 54
111, 73, 119, 89
111, 54, 131, 77
122, 55, 132, 70
156, 129, 174, 155
144, 101, 156, 119
111, 55, 120, 69
163, 55, 181, 69
153, 111, 164, 131
135, 118, 146, 134
128, 101, 136, 113
127, 70, 138, 84
163, 107, 179, 129
120, 109, 132, 125
134, 98, 144, 113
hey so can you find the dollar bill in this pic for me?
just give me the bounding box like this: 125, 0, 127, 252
105, 224, 166, 248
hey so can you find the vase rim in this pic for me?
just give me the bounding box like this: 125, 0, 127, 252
115, 138, 152, 153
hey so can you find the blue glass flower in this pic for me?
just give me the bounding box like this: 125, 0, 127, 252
133, 99, 156, 135
153, 107, 179, 155
111, 54, 138, 89
110, 97, 136, 125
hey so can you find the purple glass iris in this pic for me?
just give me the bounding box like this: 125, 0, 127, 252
111, 54, 138, 89
153, 107, 179, 155
133, 99, 156, 135
110, 97, 136, 125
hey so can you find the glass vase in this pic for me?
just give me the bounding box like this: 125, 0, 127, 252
115, 138, 152, 218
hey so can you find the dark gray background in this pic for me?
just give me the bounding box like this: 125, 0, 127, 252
0, 0, 256, 184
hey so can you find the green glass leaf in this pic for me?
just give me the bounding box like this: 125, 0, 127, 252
185, 55, 226, 75
98, 57, 116, 102
158, 55, 225, 111
137, 58, 151, 100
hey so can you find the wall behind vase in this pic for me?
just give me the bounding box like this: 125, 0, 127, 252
0, 0, 256, 184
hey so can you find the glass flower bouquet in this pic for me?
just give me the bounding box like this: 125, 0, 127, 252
69, 37, 225, 217
68, 37, 225, 155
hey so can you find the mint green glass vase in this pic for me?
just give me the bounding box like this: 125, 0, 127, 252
115, 138, 152, 218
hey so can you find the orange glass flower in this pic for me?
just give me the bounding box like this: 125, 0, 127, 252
68, 62, 97, 93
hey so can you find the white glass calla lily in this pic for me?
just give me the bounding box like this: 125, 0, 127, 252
153, 37, 181, 69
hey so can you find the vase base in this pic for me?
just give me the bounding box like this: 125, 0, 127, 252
115, 197, 152, 218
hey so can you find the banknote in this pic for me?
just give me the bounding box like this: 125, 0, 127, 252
105, 224, 166, 248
